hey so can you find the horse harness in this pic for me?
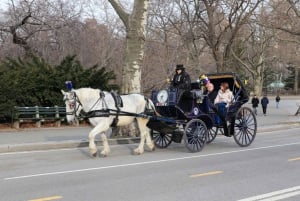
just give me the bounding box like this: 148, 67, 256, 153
110, 91, 123, 127
85, 91, 123, 127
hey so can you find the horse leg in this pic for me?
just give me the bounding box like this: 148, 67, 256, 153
88, 122, 110, 157
100, 132, 110, 157
134, 118, 155, 154
145, 125, 155, 151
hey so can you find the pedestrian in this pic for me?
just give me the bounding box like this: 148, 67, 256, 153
261, 94, 269, 116
275, 94, 280, 109
251, 94, 259, 115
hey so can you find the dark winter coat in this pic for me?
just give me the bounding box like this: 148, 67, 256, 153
170, 71, 191, 90
261, 97, 269, 107
276, 96, 280, 102
251, 97, 259, 107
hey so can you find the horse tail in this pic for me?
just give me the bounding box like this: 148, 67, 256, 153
144, 97, 161, 116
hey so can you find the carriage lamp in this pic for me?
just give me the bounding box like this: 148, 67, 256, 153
199, 74, 210, 86
65, 81, 73, 91
157, 90, 168, 105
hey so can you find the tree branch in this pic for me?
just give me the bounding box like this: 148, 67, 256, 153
108, 0, 130, 28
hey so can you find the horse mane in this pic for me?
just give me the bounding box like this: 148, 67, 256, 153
73, 88, 102, 104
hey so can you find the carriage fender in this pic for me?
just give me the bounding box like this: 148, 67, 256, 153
197, 114, 213, 129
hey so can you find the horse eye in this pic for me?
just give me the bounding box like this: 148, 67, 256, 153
69, 102, 75, 109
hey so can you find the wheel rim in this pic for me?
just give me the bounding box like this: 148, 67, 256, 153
184, 119, 207, 152
233, 107, 257, 147
152, 131, 172, 148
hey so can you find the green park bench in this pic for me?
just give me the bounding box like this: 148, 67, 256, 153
13, 106, 67, 128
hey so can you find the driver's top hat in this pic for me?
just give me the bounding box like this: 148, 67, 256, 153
176, 64, 185, 70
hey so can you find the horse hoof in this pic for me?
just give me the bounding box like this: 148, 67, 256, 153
101, 150, 109, 157
91, 152, 97, 157
134, 149, 143, 155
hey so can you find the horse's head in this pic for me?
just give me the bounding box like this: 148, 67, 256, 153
61, 89, 82, 123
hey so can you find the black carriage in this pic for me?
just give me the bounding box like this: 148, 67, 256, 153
148, 72, 257, 152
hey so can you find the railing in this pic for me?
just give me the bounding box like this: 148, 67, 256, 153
295, 103, 300, 116
13, 106, 67, 128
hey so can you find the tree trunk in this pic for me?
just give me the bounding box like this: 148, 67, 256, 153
213, 49, 224, 72
109, 0, 149, 94
122, 26, 146, 94
108, 0, 149, 136
253, 74, 263, 96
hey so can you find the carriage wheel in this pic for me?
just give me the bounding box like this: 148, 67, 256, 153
184, 119, 207, 152
152, 130, 172, 149
233, 107, 257, 147
207, 127, 223, 143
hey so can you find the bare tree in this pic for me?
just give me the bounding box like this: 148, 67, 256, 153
231, 24, 274, 96
108, 0, 149, 93
194, 0, 263, 72
0, 0, 82, 59
267, 0, 300, 94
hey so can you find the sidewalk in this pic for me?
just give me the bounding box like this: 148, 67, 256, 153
0, 96, 299, 153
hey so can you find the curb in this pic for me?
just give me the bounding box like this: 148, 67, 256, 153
0, 137, 141, 153
257, 122, 300, 133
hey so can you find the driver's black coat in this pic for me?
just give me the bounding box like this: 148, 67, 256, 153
170, 71, 191, 90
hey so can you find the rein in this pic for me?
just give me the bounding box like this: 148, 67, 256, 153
66, 90, 154, 121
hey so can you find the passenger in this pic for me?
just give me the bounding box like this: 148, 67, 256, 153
206, 82, 218, 103
170, 64, 191, 104
214, 82, 234, 124
214, 82, 234, 107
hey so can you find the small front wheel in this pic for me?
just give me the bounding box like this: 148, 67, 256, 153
152, 130, 172, 148
184, 119, 207, 152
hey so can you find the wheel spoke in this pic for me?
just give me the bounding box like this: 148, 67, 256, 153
153, 132, 172, 149
233, 107, 257, 147
184, 119, 207, 152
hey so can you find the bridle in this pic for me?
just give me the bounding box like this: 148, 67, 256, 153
63, 91, 83, 117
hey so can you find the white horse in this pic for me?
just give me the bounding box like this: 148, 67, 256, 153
61, 88, 155, 157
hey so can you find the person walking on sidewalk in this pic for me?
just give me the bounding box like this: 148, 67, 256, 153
251, 94, 259, 115
261, 94, 269, 116
275, 94, 280, 108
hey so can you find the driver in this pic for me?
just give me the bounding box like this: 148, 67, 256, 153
170, 64, 191, 90
170, 64, 191, 104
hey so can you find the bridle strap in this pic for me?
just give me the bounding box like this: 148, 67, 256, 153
67, 92, 83, 117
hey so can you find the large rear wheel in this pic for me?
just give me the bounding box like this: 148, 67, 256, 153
233, 107, 257, 147
184, 119, 207, 152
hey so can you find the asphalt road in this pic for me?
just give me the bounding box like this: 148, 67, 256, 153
1, 127, 300, 201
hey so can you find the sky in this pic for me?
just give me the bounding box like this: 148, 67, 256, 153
0, 1, 8, 10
